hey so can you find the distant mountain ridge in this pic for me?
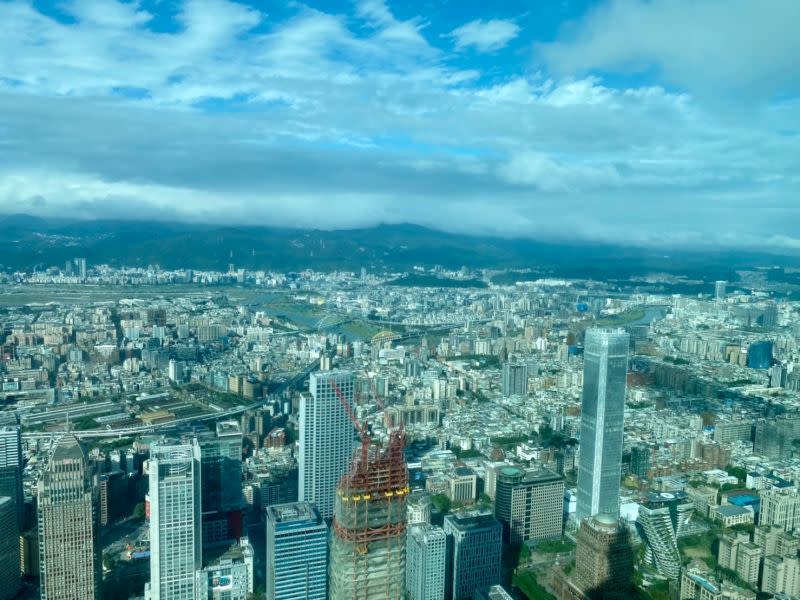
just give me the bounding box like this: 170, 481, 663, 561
0, 214, 796, 280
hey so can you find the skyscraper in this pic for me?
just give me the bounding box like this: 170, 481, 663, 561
636, 492, 693, 581
501, 363, 528, 398
574, 515, 634, 599
406, 523, 446, 600
494, 466, 564, 544
0, 426, 23, 529
0, 496, 20, 600
299, 370, 355, 519
714, 280, 727, 302
199, 421, 243, 547
576, 328, 629, 521
147, 441, 202, 600
37, 435, 101, 600
443, 510, 503, 600
630, 445, 650, 480
265, 502, 328, 600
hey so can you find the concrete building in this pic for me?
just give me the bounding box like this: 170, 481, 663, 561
299, 370, 355, 520
474, 586, 515, 600
443, 510, 502, 600
576, 329, 629, 520
760, 488, 800, 532
754, 525, 800, 557
501, 362, 528, 397
630, 445, 650, 480
38, 435, 101, 600
447, 466, 477, 505
406, 523, 447, 600
407, 492, 432, 525
762, 555, 800, 597
717, 531, 760, 587
0, 496, 20, 600
265, 502, 328, 600
194, 538, 254, 600
494, 466, 564, 544
147, 441, 202, 600
574, 515, 634, 599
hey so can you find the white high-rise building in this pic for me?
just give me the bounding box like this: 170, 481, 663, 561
576, 328, 629, 521
299, 370, 355, 520
406, 523, 446, 600
147, 442, 202, 600
0, 427, 23, 529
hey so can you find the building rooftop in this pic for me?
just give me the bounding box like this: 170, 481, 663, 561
266, 501, 321, 525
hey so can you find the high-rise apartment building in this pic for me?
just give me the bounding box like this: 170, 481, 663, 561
406, 523, 447, 600
630, 445, 650, 480
718, 531, 760, 587
576, 328, 629, 520
147, 441, 202, 600
501, 363, 528, 398
0, 496, 20, 600
637, 492, 693, 581
199, 421, 243, 547
762, 555, 800, 597
443, 510, 502, 600
760, 488, 800, 532
574, 515, 634, 599
265, 502, 328, 600
0, 426, 23, 529
714, 280, 727, 302
494, 466, 564, 544
37, 435, 101, 600
299, 370, 355, 519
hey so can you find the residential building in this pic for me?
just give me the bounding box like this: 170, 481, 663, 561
265, 502, 327, 600
630, 445, 650, 480
760, 488, 800, 532
762, 556, 800, 598
501, 363, 528, 397
576, 329, 629, 520
637, 492, 693, 581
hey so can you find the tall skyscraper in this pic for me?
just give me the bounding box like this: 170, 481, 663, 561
443, 510, 503, 600
714, 280, 727, 302
501, 363, 528, 397
574, 515, 634, 599
494, 466, 564, 544
576, 328, 629, 521
147, 441, 202, 600
199, 421, 243, 547
0, 426, 23, 529
406, 523, 447, 600
299, 370, 355, 519
37, 435, 101, 600
636, 492, 693, 581
630, 445, 650, 480
0, 496, 20, 600
265, 502, 328, 600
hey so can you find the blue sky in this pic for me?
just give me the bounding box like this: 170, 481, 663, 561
1, 0, 799, 251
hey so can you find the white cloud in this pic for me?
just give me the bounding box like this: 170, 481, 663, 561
536, 0, 800, 99
449, 19, 520, 53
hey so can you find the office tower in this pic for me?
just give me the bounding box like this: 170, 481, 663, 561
443, 510, 502, 600
265, 502, 327, 600
574, 515, 634, 599
714, 280, 727, 302
474, 587, 515, 600
200, 421, 243, 548
299, 370, 355, 520
194, 537, 255, 600
494, 466, 564, 544
64, 260, 73, 276
747, 341, 773, 369
501, 362, 528, 397
406, 523, 446, 600
0, 426, 23, 529
637, 492, 693, 581
0, 496, 20, 600
329, 431, 408, 599
576, 328, 629, 520
630, 445, 650, 480
147, 441, 202, 600
37, 435, 101, 600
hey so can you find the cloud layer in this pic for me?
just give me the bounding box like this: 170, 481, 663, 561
0, 0, 798, 252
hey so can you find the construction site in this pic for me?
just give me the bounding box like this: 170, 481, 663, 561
328, 379, 410, 600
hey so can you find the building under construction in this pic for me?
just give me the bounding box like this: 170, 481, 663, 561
329, 429, 409, 599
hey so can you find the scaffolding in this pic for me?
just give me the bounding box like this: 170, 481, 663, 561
329, 429, 409, 599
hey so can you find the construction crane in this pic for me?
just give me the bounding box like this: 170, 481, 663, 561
329, 378, 372, 466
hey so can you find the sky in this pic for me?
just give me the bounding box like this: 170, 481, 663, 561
0, 0, 799, 251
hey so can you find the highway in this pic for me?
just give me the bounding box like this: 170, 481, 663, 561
22, 358, 320, 441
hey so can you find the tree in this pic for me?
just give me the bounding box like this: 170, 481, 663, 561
431, 493, 451, 514
132, 502, 146, 521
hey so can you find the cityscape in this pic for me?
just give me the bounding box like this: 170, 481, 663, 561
2, 0, 799, 599
0, 258, 799, 600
